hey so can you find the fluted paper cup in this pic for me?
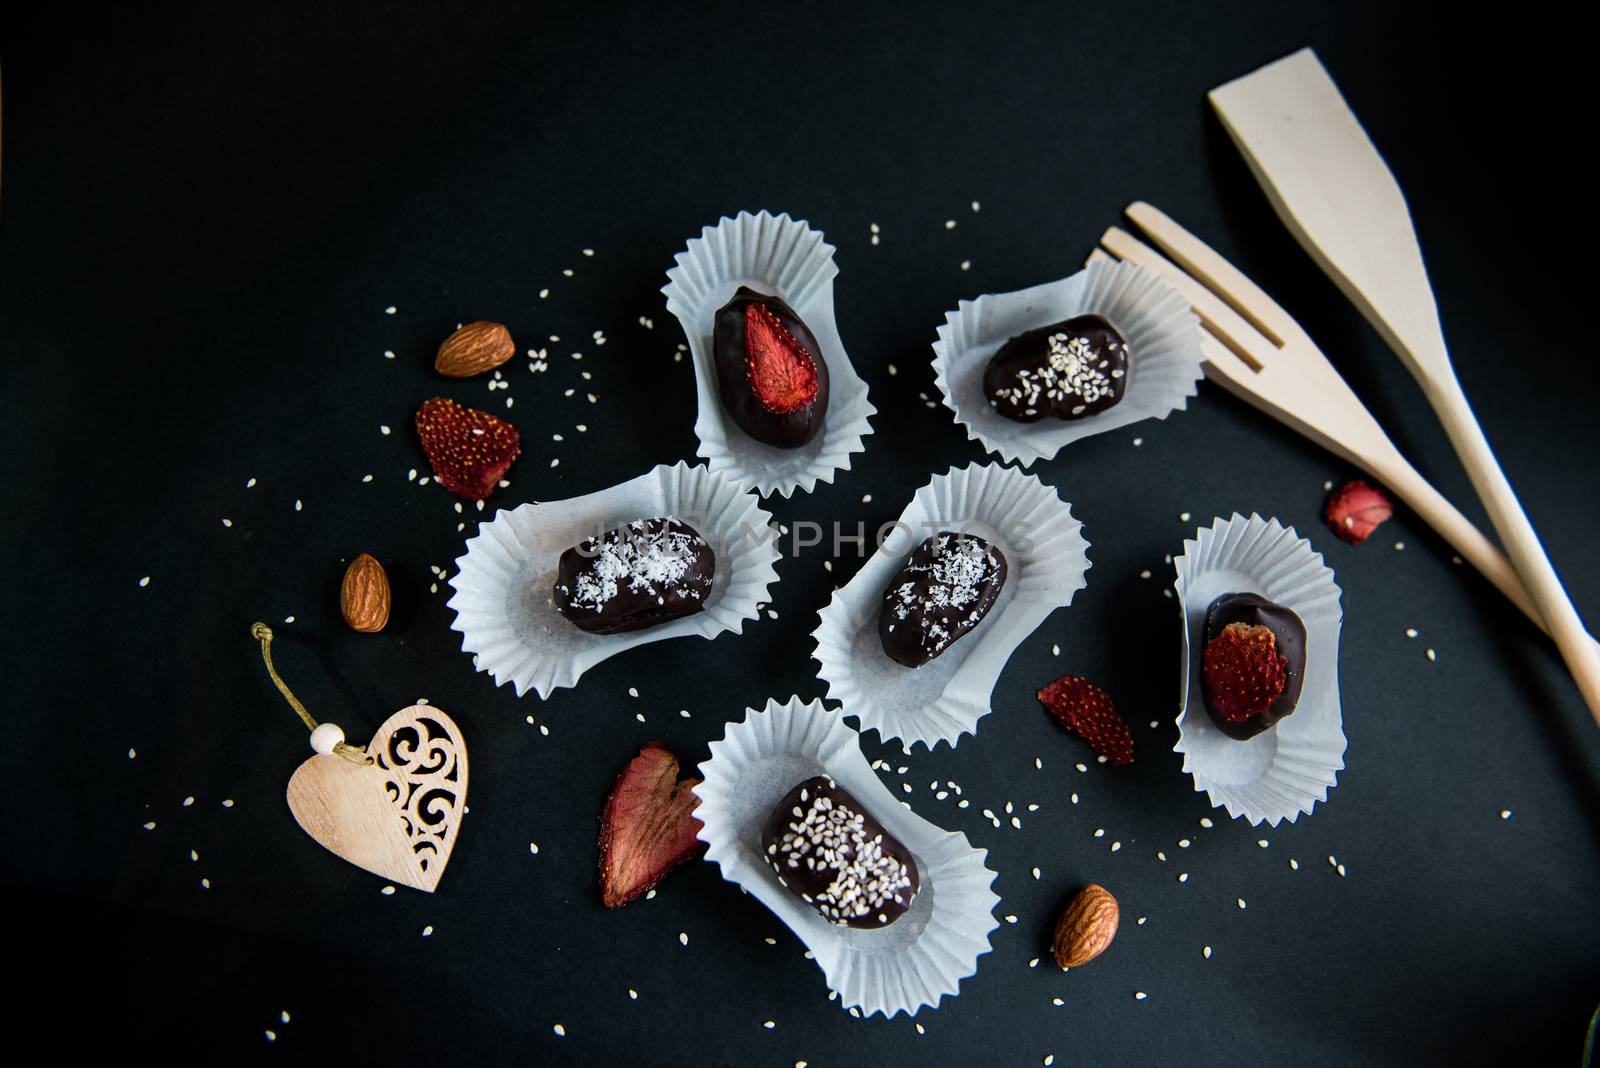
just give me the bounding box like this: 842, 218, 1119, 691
812, 463, 1090, 749
1173, 514, 1346, 826
446, 462, 780, 699
694, 696, 1000, 1018
932, 259, 1204, 467
662, 211, 876, 498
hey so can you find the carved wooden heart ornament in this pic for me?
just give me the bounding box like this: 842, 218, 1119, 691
286, 705, 468, 892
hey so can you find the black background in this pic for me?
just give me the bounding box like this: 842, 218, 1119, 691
3, 3, 1598, 1065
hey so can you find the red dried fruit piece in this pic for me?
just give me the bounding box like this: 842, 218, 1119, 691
745, 302, 819, 414
415, 397, 521, 501
599, 742, 706, 909
1202, 622, 1287, 723
1037, 674, 1133, 766
1323, 479, 1393, 544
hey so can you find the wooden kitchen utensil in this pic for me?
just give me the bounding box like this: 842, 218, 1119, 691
1208, 48, 1600, 723
1088, 204, 1600, 723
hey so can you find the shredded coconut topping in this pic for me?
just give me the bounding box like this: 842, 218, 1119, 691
890, 533, 1003, 655
563, 518, 707, 610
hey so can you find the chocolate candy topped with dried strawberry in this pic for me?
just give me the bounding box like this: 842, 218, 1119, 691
983, 314, 1129, 423
762, 776, 919, 929
1200, 592, 1307, 740
554, 518, 715, 634
879, 532, 1007, 667
713, 286, 830, 448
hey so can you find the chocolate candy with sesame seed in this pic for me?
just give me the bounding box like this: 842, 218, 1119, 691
762, 776, 919, 929
982, 314, 1128, 423
1200, 593, 1307, 739
879, 532, 1007, 667
553, 517, 715, 634
713, 287, 830, 448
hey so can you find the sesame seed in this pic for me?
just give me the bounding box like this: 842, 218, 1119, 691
1406, 627, 1418, 638
381, 886, 395, 895
1258, 839, 1269, 848
379, 425, 391, 435
553, 1024, 565, 1037
1394, 541, 1405, 551
628, 686, 639, 697
1178, 838, 1190, 848
678, 932, 688, 946
529, 843, 539, 855
1132, 436, 1143, 446
1500, 809, 1513, 820
1075, 763, 1086, 773
385, 306, 396, 315
138, 576, 150, 588
887, 363, 897, 375
1052, 997, 1064, 1006
1178, 873, 1188, 883
1426, 648, 1437, 662
1035, 757, 1043, 770
944, 219, 956, 229
971, 200, 981, 212
1203, 945, 1212, 959
265, 1031, 276, 1042
142, 821, 156, 830
1051, 644, 1060, 656
1180, 512, 1191, 522
1032, 867, 1041, 880
423, 925, 434, 936
183, 796, 194, 807
1290, 858, 1299, 870
763, 1021, 775, 1030
862, 494, 873, 503
1237, 899, 1247, 909
1029, 958, 1039, 968
1135, 992, 1148, 1001
1094, 828, 1105, 838
1200, 817, 1214, 829
294, 499, 302, 512
362, 474, 373, 483
1111, 841, 1121, 852
960, 260, 971, 271
221, 518, 232, 528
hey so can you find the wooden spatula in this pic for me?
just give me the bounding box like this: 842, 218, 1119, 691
1209, 48, 1600, 723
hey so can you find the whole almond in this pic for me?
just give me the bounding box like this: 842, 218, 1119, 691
1052, 883, 1119, 969
340, 553, 391, 633
435, 321, 515, 377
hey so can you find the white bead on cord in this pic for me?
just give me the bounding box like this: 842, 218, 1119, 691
309, 722, 346, 755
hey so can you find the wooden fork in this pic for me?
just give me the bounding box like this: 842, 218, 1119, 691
1089, 202, 1600, 720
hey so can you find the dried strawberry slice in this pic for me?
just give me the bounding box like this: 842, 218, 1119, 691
599, 743, 705, 909
1323, 479, 1393, 544
744, 302, 819, 414
415, 397, 521, 501
1038, 674, 1133, 766
1201, 622, 1288, 722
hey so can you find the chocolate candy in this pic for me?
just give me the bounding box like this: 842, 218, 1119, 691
879, 532, 1007, 667
762, 776, 919, 929
713, 286, 830, 448
982, 314, 1128, 423
553, 517, 715, 634
1200, 592, 1307, 739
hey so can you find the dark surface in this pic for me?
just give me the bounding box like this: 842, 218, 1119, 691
2, 3, 1598, 1065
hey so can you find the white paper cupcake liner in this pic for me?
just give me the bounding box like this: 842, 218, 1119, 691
812, 463, 1090, 749
694, 696, 1000, 1018
662, 211, 876, 498
1173, 514, 1346, 826
446, 462, 780, 699
931, 259, 1205, 467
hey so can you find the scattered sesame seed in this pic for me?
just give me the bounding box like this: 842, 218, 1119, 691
1500, 809, 1513, 820
1075, 763, 1087, 773
678, 932, 688, 946
1203, 945, 1212, 959
1394, 541, 1405, 551
1132, 436, 1143, 446
1070, 793, 1078, 804
1156, 851, 1165, 861
1426, 648, 1437, 662
200, 878, 210, 889
385, 306, 396, 315
1029, 958, 1039, 968
221, 518, 233, 528
423, 925, 434, 936
870, 223, 881, 234
1052, 996, 1063, 1006
1337, 864, 1347, 877
1178, 873, 1188, 883
1111, 842, 1121, 852
1180, 512, 1191, 522
1237, 899, 1247, 909
362, 474, 373, 483
142, 821, 156, 831
1290, 858, 1299, 870
529, 843, 540, 855
553, 1024, 565, 1037
960, 260, 971, 271
1406, 627, 1418, 638
971, 200, 981, 212
183, 796, 195, 807
265, 1031, 276, 1042
1199, 817, 1214, 829
138, 576, 150, 588
1094, 828, 1105, 838
1178, 838, 1190, 848
222, 799, 234, 808
944, 219, 956, 230
381, 886, 395, 895
1258, 839, 1269, 848
294, 499, 302, 512
1051, 643, 1060, 656
1032, 867, 1041, 880
763, 1021, 775, 1030
1035, 757, 1043, 770
562, 268, 574, 277
1135, 992, 1148, 1001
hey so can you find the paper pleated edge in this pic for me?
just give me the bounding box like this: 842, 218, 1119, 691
693, 696, 1001, 1018
662, 210, 876, 498
811, 463, 1091, 749
1172, 513, 1347, 826
931, 259, 1204, 467
444, 461, 781, 699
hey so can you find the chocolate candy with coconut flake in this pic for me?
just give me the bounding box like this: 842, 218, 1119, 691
762, 776, 919, 929
553, 517, 715, 634
983, 314, 1128, 423
712, 287, 830, 448
879, 532, 1007, 667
